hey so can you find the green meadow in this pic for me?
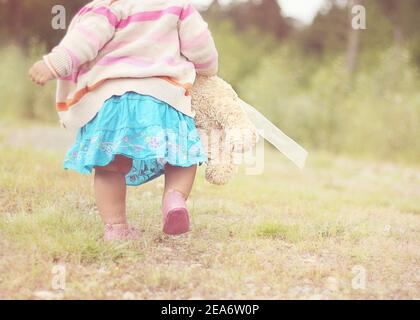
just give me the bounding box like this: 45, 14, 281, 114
0, 124, 418, 299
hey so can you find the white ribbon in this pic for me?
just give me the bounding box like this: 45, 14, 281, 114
239, 98, 308, 170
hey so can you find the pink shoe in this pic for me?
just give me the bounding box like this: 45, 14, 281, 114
162, 190, 190, 235
103, 223, 140, 242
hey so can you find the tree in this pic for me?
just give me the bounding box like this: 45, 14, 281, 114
375, 0, 420, 66
296, 1, 348, 57
0, 0, 86, 48
211, 0, 291, 40
346, 0, 364, 74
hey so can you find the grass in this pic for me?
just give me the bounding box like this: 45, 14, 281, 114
0, 124, 419, 299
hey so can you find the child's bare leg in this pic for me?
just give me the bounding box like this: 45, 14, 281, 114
163, 164, 197, 200
94, 155, 133, 225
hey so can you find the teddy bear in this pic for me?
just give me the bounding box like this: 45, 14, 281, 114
190, 75, 258, 185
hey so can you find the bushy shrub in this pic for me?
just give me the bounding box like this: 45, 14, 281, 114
0, 42, 56, 123
237, 44, 420, 162
1, 22, 419, 163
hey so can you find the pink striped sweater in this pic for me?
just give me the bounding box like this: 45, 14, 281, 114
43, 0, 219, 129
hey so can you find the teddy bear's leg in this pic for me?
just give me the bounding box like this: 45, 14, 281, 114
205, 162, 237, 185
203, 130, 238, 185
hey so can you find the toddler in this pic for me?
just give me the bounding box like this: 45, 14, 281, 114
29, 0, 218, 240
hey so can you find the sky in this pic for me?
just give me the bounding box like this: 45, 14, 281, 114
278, 0, 327, 24
193, 0, 328, 25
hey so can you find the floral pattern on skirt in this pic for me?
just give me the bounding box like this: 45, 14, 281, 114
63, 92, 208, 186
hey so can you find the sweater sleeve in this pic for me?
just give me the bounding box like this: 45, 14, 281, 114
43, 5, 119, 78
178, 2, 219, 76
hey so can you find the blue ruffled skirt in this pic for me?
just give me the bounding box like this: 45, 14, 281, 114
63, 92, 208, 186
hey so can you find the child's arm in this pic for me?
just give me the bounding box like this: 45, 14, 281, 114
29, 5, 119, 85
178, 2, 219, 76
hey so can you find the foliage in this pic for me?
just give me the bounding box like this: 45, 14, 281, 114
0, 1, 419, 162
0, 43, 56, 122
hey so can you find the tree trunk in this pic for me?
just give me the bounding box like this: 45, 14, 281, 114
346, 0, 363, 74
8, 0, 24, 44
393, 24, 404, 48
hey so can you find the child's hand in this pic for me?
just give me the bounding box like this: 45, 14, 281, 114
29, 60, 55, 86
